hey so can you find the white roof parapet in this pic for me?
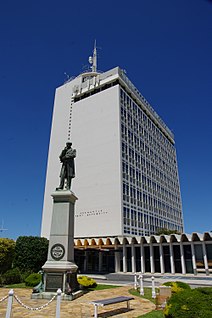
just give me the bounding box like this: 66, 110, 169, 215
184, 233, 192, 241
74, 232, 212, 247
203, 232, 212, 241
170, 234, 181, 242
144, 236, 151, 244
130, 237, 139, 244
100, 238, 108, 245
194, 232, 204, 241
152, 235, 161, 243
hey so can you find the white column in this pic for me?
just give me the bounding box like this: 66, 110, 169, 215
131, 243, 136, 273
150, 244, 155, 274
169, 243, 175, 274
123, 244, 127, 273
140, 243, 145, 274
115, 245, 120, 272
190, 242, 197, 275
180, 242, 186, 274
202, 242, 209, 275
159, 243, 165, 274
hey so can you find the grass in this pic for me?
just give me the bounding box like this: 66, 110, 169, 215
89, 284, 120, 291
129, 287, 159, 304
2, 282, 120, 290
4, 283, 31, 288
129, 287, 165, 318
137, 310, 164, 318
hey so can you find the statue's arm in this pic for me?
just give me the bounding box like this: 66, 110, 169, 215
65, 149, 76, 159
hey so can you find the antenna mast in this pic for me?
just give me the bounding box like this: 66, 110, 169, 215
0, 220, 8, 235
89, 40, 97, 72
92, 40, 97, 72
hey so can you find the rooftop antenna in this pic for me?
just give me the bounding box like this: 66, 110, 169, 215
88, 40, 97, 72
0, 220, 8, 234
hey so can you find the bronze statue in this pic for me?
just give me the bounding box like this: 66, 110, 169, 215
56, 142, 76, 191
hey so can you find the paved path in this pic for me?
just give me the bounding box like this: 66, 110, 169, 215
0, 286, 155, 318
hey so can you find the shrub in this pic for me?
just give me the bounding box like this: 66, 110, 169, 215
2, 268, 22, 285
25, 273, 42, 287
0, 238, 15, 274
163, 281, 190, 294
21, 271, 33, 282
14, 236, 49, 273
77, 275, 97, 288
164, 287, 212, 318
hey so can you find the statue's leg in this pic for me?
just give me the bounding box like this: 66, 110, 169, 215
56, 175, 65, 190
56, 166, 66, 190
59, 176, 65, 189
66, 177, 71, 190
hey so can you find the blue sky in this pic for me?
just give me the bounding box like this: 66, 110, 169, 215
0, 0, 211, 239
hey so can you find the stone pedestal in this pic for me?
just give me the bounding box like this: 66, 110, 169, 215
42, 190, 79, 293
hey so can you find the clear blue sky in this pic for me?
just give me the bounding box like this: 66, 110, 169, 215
0, 0, 211, 239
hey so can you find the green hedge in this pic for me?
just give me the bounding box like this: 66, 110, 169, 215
14, 236, 48, 273
164, 287, 212, 318
163, 281, 191, 294
2, 268, 22, 285
25, 273, 42, 287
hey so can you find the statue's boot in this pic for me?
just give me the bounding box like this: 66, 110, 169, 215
66, 179, 71, 190
56, 181, 64, 190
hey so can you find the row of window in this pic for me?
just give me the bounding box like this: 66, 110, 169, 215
120, 88, 183, 236
120, 89, 174, 144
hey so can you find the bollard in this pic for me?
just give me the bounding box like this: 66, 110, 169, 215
139, 274, 144, 296
56, 288, 62, 318
151, 276, 156, 299
134, 273, 138, 290
6, 289, 14, 318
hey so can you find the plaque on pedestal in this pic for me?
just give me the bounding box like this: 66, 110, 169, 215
45, 273, 63, 292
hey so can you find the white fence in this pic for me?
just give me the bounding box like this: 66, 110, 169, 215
0, 288, 62, 318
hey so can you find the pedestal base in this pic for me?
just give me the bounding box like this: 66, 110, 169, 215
42, 261, 79, 293
31, 289, 84, 301
42, 190, 79, 294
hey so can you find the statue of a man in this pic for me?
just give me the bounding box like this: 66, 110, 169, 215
56, 142, 76, 191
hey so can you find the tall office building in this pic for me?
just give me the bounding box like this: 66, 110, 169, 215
41, 49, 184, 239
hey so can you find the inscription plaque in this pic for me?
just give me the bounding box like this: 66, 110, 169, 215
45, 273, 63, 292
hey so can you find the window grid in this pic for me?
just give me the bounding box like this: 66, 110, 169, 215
120, 88, 183, 236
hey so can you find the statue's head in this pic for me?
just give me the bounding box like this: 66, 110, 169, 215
66, 141, 72, 147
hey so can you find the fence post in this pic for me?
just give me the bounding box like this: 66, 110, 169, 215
6, 289, 14, 318
56, 288, 62, 318
134, 273, 138, 289
151, 276, 156, 298
139, 274, 144, 295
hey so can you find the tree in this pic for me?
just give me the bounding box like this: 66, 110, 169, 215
155, 228, 181, 235
0, 238, 15, 273
14, 236, 49, 273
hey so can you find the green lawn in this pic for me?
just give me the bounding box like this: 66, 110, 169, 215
4, 283, 31, 288
89, 284, 120, 290
129, 287, 159, 304
3, 282, 120, 290
137, 310, 164, 318
129, 287, 165, 318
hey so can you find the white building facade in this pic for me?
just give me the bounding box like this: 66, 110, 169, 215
41, 66, 183, 239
